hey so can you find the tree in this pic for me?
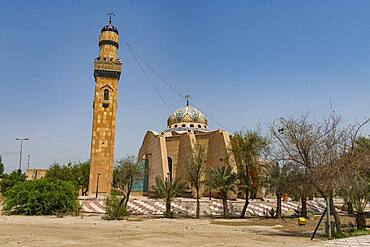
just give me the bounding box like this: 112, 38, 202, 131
185, 144, 207, 218
339, 136, 370, 229
3, 178, 78, 215
263, 161, 291, 219
232, 129, 268, 218
103, 191, 128, 220
0, 156, 4, 177
207, 166, 237, 218
150, 177, 186, 218
271, 113, 369, 233
46, 162, 89, 195
113, 155, 142, 209
0, 170, 26, 195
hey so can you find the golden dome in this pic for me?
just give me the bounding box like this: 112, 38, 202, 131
167, 105, 208, 130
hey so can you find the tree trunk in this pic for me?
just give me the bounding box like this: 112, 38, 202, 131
165, 199, 171, 218
240, 189, 249, 218
356, 212, 366, 230
276, 193, 282, 219
124, 180, 133, 209
196, 188, 200, 219
222, 196, 228, 218
83, 187, 88, 196
308, 193, 313, 200
301, 196, 307, 218
347, 200, 354, 215
329, 197, 341, 233
250, 189, 257, 199
119, 196, 125, 207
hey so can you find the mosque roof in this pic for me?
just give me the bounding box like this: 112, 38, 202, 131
167, 104, 208, 131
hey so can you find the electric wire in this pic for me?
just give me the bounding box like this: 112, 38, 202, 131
123, 40, 232, 132
0, 151, 19, 156
124, 40, 173, 112
125, 41, 185, 101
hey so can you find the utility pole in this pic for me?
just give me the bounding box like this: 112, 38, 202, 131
27, 154, 31, 170
15, 138, 29, 172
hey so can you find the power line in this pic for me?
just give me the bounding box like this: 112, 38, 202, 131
0, 151, 19, 156
123, 39, 232, 131
190, 103, 232, 132
126, 42, 185, 100
72, 143, 90, 163
124, 40, 173, 112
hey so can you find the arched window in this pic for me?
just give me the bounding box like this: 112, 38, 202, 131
190, 124, 194, 127
104, 89, 109, 100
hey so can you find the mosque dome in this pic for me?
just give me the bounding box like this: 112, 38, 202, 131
167, 104, 208, 130
101, 23, 118, 34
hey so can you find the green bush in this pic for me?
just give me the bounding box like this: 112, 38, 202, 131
103, 193, 128, 220
0, 170, 26, 195
3, 178, 79, 215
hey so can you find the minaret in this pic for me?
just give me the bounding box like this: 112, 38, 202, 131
88, 15, 122, 196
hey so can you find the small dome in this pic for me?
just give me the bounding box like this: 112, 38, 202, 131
167, 105, 208, 130
101, 23, 118, 34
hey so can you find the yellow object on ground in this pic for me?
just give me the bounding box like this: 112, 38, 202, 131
298, 217, 306, 226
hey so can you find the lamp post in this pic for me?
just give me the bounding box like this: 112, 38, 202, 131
15, 138, 29, 172
95, 173, 101, 199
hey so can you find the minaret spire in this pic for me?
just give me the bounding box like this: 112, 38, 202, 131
107, 12, 115, 24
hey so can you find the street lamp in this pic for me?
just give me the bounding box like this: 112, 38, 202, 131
15, 138, 29, 172
95, 173, 101, 199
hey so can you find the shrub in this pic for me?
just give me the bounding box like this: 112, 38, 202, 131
3, 178, 79, 215
103, 193, 128, 220
0, 170, 26, 195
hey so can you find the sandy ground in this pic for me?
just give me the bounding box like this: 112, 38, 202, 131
0, 215, 334, 247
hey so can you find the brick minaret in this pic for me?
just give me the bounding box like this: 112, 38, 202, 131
88, 18, 122, 196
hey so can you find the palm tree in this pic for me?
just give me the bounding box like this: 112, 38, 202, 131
185, 144, 207, 218
232, 130, 268, 218
207, 166, 237, 218
151, 177, 186, 218
264, 162, 290, 219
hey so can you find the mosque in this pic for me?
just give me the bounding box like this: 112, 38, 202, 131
136, 99, 237, 195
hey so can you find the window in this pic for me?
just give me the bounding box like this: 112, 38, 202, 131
190, 124, 194, 127
174, 124, 178, 128
198, 124, 201, 128
104, 89, 109, 100
182, 124, 186, 127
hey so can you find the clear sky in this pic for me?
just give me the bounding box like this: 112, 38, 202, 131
0, 0, 369, 172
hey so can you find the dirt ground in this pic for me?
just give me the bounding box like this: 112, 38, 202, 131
0, 215, 353, 247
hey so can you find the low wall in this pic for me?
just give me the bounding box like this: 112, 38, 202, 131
78, 196, 332, 217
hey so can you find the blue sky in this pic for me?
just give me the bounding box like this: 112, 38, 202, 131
0, 0, 369, 172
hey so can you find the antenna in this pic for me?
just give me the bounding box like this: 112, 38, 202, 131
107, 12, 115, 24
329, 96, 335, 113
